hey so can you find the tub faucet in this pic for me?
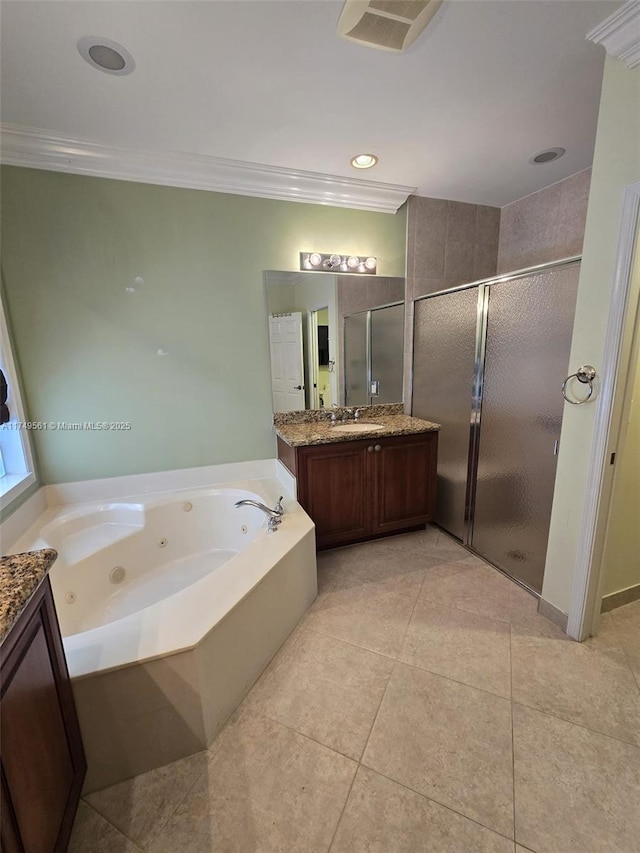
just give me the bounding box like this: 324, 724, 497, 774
234, 496, 284, 533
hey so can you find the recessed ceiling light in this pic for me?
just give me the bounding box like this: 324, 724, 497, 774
350, 153, 378, 169
77, 36, 135, 76
530, 147, 566, 165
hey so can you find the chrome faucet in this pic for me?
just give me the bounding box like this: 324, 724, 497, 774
234, 496, 284, 533
342, 407, 354, 422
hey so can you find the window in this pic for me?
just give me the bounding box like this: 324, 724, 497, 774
0, 294, 36, 509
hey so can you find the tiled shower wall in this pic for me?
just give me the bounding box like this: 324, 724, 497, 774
404, 169, 592, 410
497, 168, 591, 273
403, 197, 500, 406
406, 197, 501, 301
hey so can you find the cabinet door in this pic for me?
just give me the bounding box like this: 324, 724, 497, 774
1, 579, 86, 853
373, 433, 438, 534
297, 440, 372, 548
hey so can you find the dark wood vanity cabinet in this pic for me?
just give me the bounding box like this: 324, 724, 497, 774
281, 432, 438, 549
1, 577, 86, 853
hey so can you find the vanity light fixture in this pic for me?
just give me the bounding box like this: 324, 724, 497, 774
300, 252, 377, 275
350, 153, 378, 169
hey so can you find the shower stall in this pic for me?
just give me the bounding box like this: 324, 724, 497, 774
344, 302, 404, 406
412, 257, 580, 594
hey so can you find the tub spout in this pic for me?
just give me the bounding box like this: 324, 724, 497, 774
234, 497, 284, 533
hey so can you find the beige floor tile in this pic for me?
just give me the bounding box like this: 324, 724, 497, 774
316, 550, 349, 594
363, 663, 514, 838
399, 599, 512, 698
385, 523, 442, 548
433, 533, 475, 560
331, 766, 514, 853
599, 600, 640, 658
420, 561, 514, 623
304, 583, 416, 657
333, 547, 428, 598
85, 751, 208, 848
511, 624, 640, 744
509, 584, 568, 639
69, 801, 142, 852
513, 704, 640, 853
244, 629, 393, 759
147, 711, 356, 853
627, 652, 640, 690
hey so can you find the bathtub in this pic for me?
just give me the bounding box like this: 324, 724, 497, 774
8, 462, 317, 791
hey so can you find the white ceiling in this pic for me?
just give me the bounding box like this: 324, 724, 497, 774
0, 0, 619, 207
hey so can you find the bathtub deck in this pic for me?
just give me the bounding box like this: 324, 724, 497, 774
68, 525, 640, 853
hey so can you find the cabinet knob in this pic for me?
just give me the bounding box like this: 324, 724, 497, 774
367, 445, 374, 452
374, 444, 382, 452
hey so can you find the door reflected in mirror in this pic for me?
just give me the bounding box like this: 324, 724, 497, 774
264, 270, 405, 412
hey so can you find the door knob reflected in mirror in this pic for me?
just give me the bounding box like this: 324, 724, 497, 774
375, 444, 382, 452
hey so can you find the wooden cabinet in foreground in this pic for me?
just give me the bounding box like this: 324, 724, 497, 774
279, 432, 438, 549
1, 577, 86, 853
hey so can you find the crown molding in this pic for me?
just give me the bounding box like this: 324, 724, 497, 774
587, 0, 640, 69
0, 124, 414, 214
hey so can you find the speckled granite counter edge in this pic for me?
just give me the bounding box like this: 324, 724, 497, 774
0, 549, 58, 645
274, 403, 404, 426
275, 414, 441, 448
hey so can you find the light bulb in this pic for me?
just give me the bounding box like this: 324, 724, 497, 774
329, 254, 341, 267
309, 253, 322, 267
350, 153, 378, 169
365, 257, 377, 270
347, 256, 359, 269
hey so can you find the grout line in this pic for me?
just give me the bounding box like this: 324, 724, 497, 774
141, 756, 211, 851
357, 763, 517, 845
243, 706, 361, 765
393, 657, 513, 703
76, 799, 145, 851
510, 622, 517, 847
356, 587, 422, 761
303, 625, 401, 664
510, 700, 640, 750
325, 762, 359, 853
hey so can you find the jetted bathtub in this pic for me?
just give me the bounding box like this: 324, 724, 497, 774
10, 468, 316, 791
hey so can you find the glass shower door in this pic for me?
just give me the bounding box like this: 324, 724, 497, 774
412, 288, 480, 540
371, 303, 404, 404
470, 262, 580, 592
344, 312, 369, 406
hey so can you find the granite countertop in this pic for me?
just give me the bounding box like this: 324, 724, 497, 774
0, 549, 58, 644
275, 405, 441, 448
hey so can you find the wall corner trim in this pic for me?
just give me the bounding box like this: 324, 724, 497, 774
586, 0, 640, 69
0, 124, 415, 215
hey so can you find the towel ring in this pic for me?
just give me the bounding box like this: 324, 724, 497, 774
562, 365, 596, 405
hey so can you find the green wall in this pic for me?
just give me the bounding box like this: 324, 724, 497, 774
0, 167, 406, 484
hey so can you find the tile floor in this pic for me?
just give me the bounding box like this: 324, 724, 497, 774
69, 527, 640, 853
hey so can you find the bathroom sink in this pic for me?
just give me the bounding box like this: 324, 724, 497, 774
331, 422, 385, 433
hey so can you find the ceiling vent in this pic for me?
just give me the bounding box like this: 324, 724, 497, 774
337, 0, 444, 52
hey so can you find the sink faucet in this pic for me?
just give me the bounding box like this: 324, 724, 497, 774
234, 496, 284, 533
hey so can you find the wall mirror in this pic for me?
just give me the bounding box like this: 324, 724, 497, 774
264, 270, 405, 412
